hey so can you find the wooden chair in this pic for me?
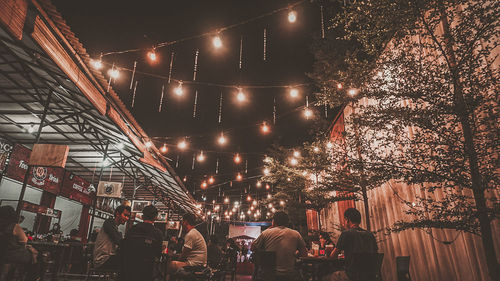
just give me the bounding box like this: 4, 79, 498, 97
396, 256, 411, 281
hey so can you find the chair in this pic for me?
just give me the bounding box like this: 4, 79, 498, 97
252, 251, 276, 281
396, 256, 411, 281
348, 252, 384, 281
120, 234, 162, 281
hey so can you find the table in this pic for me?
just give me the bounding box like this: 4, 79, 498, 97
298, 256, 345, 281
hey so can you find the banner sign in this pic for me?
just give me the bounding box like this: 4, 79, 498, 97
0, 138, 13, 173
21, 201, 61, 218
60, 172, 92, 205
6, 144, 63, 195
97, 181, 123, 198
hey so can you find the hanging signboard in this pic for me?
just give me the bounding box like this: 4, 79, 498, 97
97, 181, 123, 198
0, 138, 13, 173
20, 201, 61, 218
60, 172, 92, 205
5, 144, 63, 195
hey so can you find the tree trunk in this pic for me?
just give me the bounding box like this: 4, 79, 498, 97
437, 3, 499, 280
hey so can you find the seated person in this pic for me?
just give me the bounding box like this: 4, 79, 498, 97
318, 231, 334, 257
328, 208, 378, 281
166, 213, 207, 281
121, 205, 163, 281
93, 205, 131, 269
0, 206, 40, 281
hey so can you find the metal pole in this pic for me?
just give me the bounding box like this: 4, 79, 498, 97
16, 91, 53, 216
87, 141, 110, 240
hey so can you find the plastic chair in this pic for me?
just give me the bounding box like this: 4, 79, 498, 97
348, 252, 384, 281
396, 256, 411, 281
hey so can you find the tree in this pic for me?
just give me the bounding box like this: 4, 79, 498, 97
310, 0, 499, 279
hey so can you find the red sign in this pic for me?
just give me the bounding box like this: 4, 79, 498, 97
60, 172, 92, 205
21, 201, 61, 218
6, 144, 63, 195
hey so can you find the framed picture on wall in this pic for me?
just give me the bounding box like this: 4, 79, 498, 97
132, 200, 150, 212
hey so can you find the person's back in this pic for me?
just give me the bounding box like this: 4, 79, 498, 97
183, 227, 207, 266
337, 227, 377, 275
207, 235, 222, 268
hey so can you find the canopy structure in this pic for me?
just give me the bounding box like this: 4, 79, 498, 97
0, 0, 199, 214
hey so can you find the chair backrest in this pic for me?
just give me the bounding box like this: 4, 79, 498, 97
253, 251, 276, 281
396, 256, 411, 281
121, 234, 161, 280
348, 252, 384, 281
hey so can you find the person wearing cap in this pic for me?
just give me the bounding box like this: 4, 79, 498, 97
251, 211, 308, 280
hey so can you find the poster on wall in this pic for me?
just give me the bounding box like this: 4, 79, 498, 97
97, 181, 122, 198
5, 144, 63, 195
60, 172, 92, 205
132, 200, 150, 212
0, 138, 13, 172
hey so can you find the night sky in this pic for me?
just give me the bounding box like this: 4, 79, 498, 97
51, 0, 334, 203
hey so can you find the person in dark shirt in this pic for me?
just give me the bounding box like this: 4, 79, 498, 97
121, 205, 163, 281
207, 235, 223, 268
329, 208, 378, 281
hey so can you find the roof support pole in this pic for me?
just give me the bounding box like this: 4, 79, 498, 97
87, 140, 110, 240
16, 90, 53, 215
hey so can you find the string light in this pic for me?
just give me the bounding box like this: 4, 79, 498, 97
236, 88, 246, 102
326, 142, 333, 149
108, 68, 120, 79
213, 34, 223, 48
234, 153, 242, 164
252, 200, 257, 206
197, 151, 205, 162
288, 10, 297, 23
263, 168, 270, 175
174, 81, 184, 96
246, 195, 252, 201
304, 108, 313, 119
147, 48, 158, 62
177, 139, 188, 150
267, 193, 271, 199
280, 200, 285, 206
201, 181, 208, 189
348, 88, 358, 96
208, 176, 215, 184
313, 147, 320, 153
91, 59, 103, 69
265, 184, 270, 190
293, 150, 300, 158
224, 197, 229, 203
289, 88, 299, 98
217, 132, 227, 145
236, 173, 243, 181
337, 83, 343, 89
290, 158, 298, 166
160, 144, 168, 153
256, 181, 262, 188
183, 176, 187, 182
261, 122, 270, 134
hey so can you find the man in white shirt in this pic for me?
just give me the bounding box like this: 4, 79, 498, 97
251, 211, 308, 279
166, 213, 207, 281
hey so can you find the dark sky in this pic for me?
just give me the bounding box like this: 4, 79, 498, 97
51, 0, 333, 203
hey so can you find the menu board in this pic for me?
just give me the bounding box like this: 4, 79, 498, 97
5, 144, 63, 195
60, 172, 92, 205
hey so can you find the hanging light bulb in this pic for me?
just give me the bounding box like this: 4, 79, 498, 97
348, 88, 358, 96
263, 168, 270, 175
217, 132, 227, 145
293, 150, 300, 158
268, 203, 273, 208
236, 88, 246, 102
108, 68, 120, 79
326, 142, 333, 149
91, 59, 103, 70
289, 88, 299, 98
213, 34, 223, 48
256, 181, 262, 188
252, 200, 257, 206
208, 176, 215, 184
280, 200, 285, 206
234, 153, 241, 164
224, 197, 229, 203
304, 108, 313, 119
290, 158, 298, 166
236, 173, 243, 181
250, 206, 255, 211
183, 176, 187, 182
313, 146, 320, 153
160, 144, 168, 153
267, 193, 271, 199
265, 184, 270, 190
261, 122, 270, 134
271, 207, 276, 213
246, 195, 252, 201
288, 10, 297, 23
147, 48, 158, 62
201, 181, 208, 189
174, 81, 184, 96
197, 151, 205, 162
177, 139, 188, 150
337, 83, 343, 89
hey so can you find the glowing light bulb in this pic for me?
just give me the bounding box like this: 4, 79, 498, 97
280, 200, 285, 206
217, 133, 227, 145
147, 49, 157, 62
289, 88, 299, 98
326, 142, 333, 149
261, 122, 270, 134
108, 69, 119, 79
288, 10, 297, 23
290, 158, 298, 166
348, 89, 358, 96
183, 176, 187, 182
145, 141, 152, 148
236, 88, 246, 102
208, 176, 215, 184
256, 181, 262, 188
197, 151, 205, 162
247, 195, 252, 201
174, 82, 184, 96
267, 193, 271, 199
293, 151, 300, 158
213, 35, 222, 48
263, 168, 270, 175
337, 83, 343, 89
177, 140, 187, 150
252, 200, 257, 206
304, 108, 313, 119
247, 210, 251, 215
250, 206, 254, 211
91, 59, 103, 69
266, 184, 270, 190
201, 181, 207, 189
236, 173, 243, 181
160, 144, 168, 153
224, 197, 229, 203
313, 147, 320, 153
271, 207, 276, 212
234, 154, 241, 164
